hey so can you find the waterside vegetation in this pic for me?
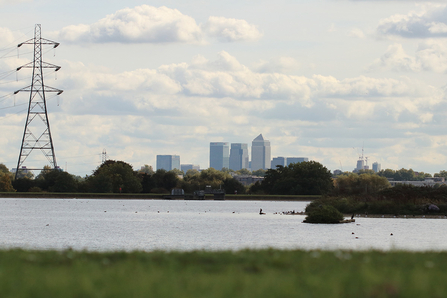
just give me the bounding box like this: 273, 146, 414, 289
310, 182, 447, 217
1, 248, 447, 298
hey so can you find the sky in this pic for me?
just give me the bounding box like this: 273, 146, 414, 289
1, 0, 447, 176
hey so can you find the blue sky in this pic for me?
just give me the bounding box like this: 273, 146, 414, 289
1, 0, 447, 176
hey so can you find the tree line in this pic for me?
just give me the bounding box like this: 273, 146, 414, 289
0, 160, 333, 195
4, 160, 247, 195
335, 168, 434, 181
1, 159, 447, 196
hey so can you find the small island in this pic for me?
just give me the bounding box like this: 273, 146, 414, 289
303, 205, 355, 224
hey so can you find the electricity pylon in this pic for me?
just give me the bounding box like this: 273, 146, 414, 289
14, 24, 63, 179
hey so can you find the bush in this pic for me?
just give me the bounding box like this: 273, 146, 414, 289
304, 205, 344, 223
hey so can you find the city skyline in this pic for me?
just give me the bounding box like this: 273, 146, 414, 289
1, 1, 447, 176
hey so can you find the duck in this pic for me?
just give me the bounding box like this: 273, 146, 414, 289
259, 208, 266, 215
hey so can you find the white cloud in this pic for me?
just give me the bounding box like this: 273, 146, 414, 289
202, 16, 262, 42
377, 5, 447, 38
0, 27, 16, 47
54, 5, 261, 44
56, 5, 203, 43
368, 43, 420, 72
416, 39, 447, 71
59, 51, 442, 115
252, 57, 300, 74
369, 40, 447, 73
348, 28, 365, 39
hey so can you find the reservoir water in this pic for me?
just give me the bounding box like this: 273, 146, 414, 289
0, 198, 446, 252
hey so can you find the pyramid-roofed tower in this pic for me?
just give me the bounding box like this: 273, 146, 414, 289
251, 134, 271, 171
254, 134, 264, 141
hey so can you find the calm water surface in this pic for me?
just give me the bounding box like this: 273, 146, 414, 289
0, 198, 445, 252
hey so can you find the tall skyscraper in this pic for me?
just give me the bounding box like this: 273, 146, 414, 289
372, 162, 381, 173
356, 159, 364, 172
209, 142, 229, 170
287, 157, 308, 166
251, 134, 271, 171
272, 157, 286, 168
229, 143, 249, 171
156, 155, 180, 171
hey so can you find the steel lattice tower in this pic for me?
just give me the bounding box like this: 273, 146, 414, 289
14, 24, 63, 179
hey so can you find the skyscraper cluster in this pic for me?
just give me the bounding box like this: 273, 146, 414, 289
210, 134, 271, 171
155, 133, 308, 173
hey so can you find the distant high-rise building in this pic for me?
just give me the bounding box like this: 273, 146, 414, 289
181, 164, 200, 173
210, 142, 229, 170
156, 155, 180, 171
287, 157, 309, 166
272, 157, 286, 168
356, 159, 364, 172
229, 143, 249, 171
251, 134, 271, 171
372, 162, 381, 173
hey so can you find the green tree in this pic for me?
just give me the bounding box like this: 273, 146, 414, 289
222, 177, 246, 194
221, 167, 234, 173
395, 168, 415, 181
248, 181, 264, 194
150, 169, 179, 193
170, 168, 184, 176
334, 173, 390, 195
87, 173, 113, 193
181, 168, 233, 192
435, 170, 447, 179
304, 205, 344, 223
198, 168, 231, 189
252, 169, 266, 177
0, 174, 15, 192
52, 172, 78, 192
185, 169, 200, 177
35, 168, 78, 192
89, 160, 142, 193
138, 165, 154, 175
12, 178, 35, 192
235, 168, 251, 175
261, 161, 333, 195
379, 169, 395, 179
415, 171, 432, 181
0, 164, 11, 176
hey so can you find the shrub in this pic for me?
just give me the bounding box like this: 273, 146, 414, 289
304, 205, 344, 223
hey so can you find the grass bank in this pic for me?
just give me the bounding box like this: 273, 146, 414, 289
0, 192, 319, 201
1, 249, 447, 298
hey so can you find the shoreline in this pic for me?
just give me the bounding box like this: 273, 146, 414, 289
0, 192, 319, 201
351, 214, 447, 219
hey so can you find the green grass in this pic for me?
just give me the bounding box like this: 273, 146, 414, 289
1, 249, 447, 297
